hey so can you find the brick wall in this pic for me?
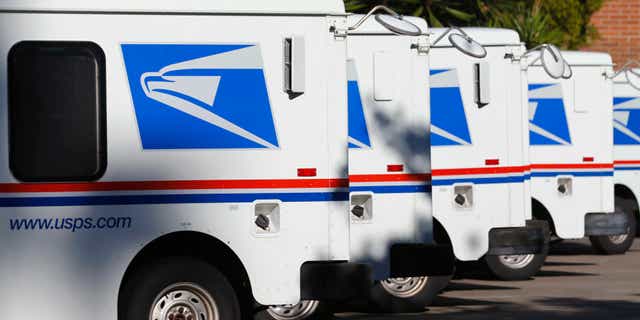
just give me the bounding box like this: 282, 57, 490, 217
582, 0, 640, 66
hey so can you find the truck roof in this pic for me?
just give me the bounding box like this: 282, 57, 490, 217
561, 51, 613, 67
347, 14, 428, 35
431, 27, 521, 47
0, 0, 346, 15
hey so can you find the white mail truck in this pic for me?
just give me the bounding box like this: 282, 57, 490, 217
344, 11, 454, 313
608, 64, 640, 251
429, 28, 549, 281
528, 51, 631, 255
0, 1, 373, 320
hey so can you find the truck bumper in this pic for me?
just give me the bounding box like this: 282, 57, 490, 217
389, 243, 455, 278
486, 220, 549, 256
585, 212, 629, 236
300, 261, 372, 301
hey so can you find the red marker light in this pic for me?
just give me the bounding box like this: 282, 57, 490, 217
387, 164, 404, 172
485, 159, 500, 166
297, 168, 317, 177
583, 157, 594, 162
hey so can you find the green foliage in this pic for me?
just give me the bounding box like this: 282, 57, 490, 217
481, 1, 562, 48
343, 0, 605, 49
538, 0, 604, 49
343, 0, 480, 27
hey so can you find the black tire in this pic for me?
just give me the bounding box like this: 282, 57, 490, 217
254, 301, 329, 320
590, 209, 637, 255
367, 275, 452, 313
120, 257, 241, 320
484, 245, 548, 281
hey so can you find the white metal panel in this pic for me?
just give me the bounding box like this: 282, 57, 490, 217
573, 74, 591, 113
562, 50, 613, 66
373, 51, 394, 101
346, 29, 431, 279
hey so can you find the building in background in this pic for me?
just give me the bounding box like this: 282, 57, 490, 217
583, 0, 640, 66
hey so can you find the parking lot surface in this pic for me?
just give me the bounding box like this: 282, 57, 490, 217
337, 239, 640, 319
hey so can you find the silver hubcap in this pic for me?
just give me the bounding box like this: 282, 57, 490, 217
610, 207, 631, 245
380, 277, 428, 298
266, 300, 319, 320
499, 254, 535, 269
609, 232, 629, 244
150, 283, 219, 320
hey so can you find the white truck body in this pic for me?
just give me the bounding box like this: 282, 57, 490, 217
613, 69, 640, 226
0, 1, 359, 318
346, 15, 435, 279
528, 51, 615, 239
429, 28, 532, 261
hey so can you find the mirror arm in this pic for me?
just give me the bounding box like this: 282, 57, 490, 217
521, 44, 556, 67
509, 44, 548, 64
526, 55, 542, 67
522, 45, 545, 58
431, 26, 469, 46
608, 69, 626, 80
348, 5, 400, 31
607, 60, 640, 79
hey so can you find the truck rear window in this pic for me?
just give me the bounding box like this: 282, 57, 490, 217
8, 41, 106, 182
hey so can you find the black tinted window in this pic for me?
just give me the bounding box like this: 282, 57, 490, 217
8, 41, 106, 181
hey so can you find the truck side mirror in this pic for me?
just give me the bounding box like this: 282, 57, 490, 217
540, 44, 565, 79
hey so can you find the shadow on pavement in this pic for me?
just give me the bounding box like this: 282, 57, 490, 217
543, 261, 596, 267
534, 269, 599, 277
549, 241, 597, 256
443, 281, 519, 292
335, 297, 640, 320
430, 295, 509, 307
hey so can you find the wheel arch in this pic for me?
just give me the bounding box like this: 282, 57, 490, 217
532, 197, 556, 236
615, 183, 640, 235
432, 217, 455, 259
117, 231, 253, 319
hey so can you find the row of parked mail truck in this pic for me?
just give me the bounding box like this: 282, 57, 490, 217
0, 1, 637, 320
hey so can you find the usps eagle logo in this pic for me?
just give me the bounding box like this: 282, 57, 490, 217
346, 60, 371, 149
429, 69, 472, 146
613, 96, 640, 145
122, 44, 278, 149
528, 83, 572, 145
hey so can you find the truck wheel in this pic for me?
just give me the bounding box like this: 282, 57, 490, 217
255, 300, 327, 320
368, 276, 452, 312
590, 209, 636, 255
485, 246, 548, 281
121, 257, 241, 320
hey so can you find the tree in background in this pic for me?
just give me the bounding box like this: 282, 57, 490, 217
483, 0, 605, 49
344, 0, 605, 49
344, 0, 480, 27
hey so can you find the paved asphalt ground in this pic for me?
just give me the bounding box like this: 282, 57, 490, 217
336, 239, 640, 319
